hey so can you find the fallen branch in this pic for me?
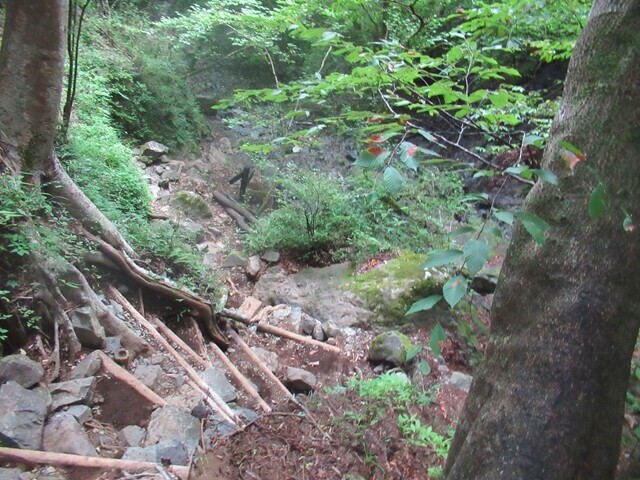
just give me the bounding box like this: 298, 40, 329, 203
0, 447, 189, 480
97, 351, 166, 407
213, 190, 257, 223
220, 308, 341, 354
147, 316, 211, 370
223, 207, 252, 232
208, 341, 271, 413
109, 287, 237, 426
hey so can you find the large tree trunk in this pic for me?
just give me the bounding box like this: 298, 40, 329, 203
0, 0, 67, 173
445, 1, 640, 479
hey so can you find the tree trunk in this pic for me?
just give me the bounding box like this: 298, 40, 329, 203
0, 0, 67, 173
445, 1, 640, 479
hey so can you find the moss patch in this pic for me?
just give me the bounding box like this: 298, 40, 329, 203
346, 251, 454, 327
172, 191, 212, 219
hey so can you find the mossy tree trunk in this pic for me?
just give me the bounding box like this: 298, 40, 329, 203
445, 1, 640, 479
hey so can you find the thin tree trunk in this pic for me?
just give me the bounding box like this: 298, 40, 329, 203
445, 2, 640, 479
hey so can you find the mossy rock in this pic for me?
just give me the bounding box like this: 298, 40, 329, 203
346, 251, 456, 327
368, 330, 414, 366
171, 191, 212, 219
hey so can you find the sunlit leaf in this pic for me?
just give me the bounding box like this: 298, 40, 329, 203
421, 249, 463, 269
399, 142, 419, 171
532, 169, 558, 185
419, 359, 431, 375
406, 295, 443, 315
493, 210, 514, 225
443, 275, 468, 308
489, 91, 510, 107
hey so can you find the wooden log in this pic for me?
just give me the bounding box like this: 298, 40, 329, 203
208, 341, 271, 413
213, 189, 258, 223
0, 447, 189, 480
147, 316, 211, 370
224, 207, 252, 232
109, 287, 237, 425
226, 326, 291, 400
220, 308, 341, 354
97, 351, 166, 406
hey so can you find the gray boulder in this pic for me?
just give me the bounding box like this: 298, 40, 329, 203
68, 307, 106, 349
133, 364, 164, 391
199, 368, 237, 403
284, 367, 317, 392
221, 251, 247, 268
118, 425, 146, 447
123, 438, 189, 465
0, 468, 21, 480
246, 255, 261, 278
139, 141, 169, 164
65, 405, 92, 425
368, 331, 414, 367
42, 412, 97, 457
70, 351, 102, 380
145, 405, 200, 457
0, 354, 44, 388
49, 376, 95, 411
0, 382, 51, 449
260, 251, 280, 263
448, 371, 473, 392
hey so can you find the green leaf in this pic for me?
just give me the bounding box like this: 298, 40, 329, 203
443, 275, 468, 308
355, 149, 389, 168
559, 140, 585, 157
429, 323, 446, 357
463, 239, 490, 276
421, 249, 463, 269
514, 211, 551, 245
417, 129, 440, 145
419, 359, 431, 375
523, 134, 544, 148
406, 344, 423, 362
532, 169, 558, 185
588, 185, 606, 219
493, 210, 514, 225
489, 91, 510, 107
383, 166, 404, 195
399, 142, 419, 171
406, 295, 443, 315
487, 226, 503, 239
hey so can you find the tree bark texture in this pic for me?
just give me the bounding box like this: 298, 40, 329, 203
445, 1, 640, 479
0, 0, 68, 173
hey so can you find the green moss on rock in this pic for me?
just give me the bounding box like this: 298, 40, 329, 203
172, 191, 212, 219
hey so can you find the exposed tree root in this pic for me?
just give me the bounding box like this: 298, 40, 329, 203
32, 252, 151, 359
86, 232, 228, 346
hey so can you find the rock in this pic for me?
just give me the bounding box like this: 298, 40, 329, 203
312, 323, 325, 341
221, 251, 247, 268
172, 191, 213, 219
260, 251, 280, 263
448, 371, 473, 392
238, 296, 263, 320
49, 376, 95, 411
218, 137, 232, 153
42, 412, 98, 457
199, 368, 237, 403
0, 382, 50, 449
118, 425, 146, 447
204, 407, 258, 440
190, 403, 209, 420
300, 314, 317, 335
176, 218, 206, 243
70, 351, 102, 380
145, 405, 200, 458
368, 331, 414, 367
0, 468, 21, 480
160, 168, 181, 183
133, 364, 164, 391
251, 347, 280, 374
323, 320, 341, 339
104, 336, 123, 354
268, 305, 302, 332
139, 141, 169, 163
68, 307, 106, 349
254, 264, 370, 329
0, 354, 44, 388
65, 405, 92, 425
123, 439, 189, 465
284, 367, 317, 392
246, 255, 261, 278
